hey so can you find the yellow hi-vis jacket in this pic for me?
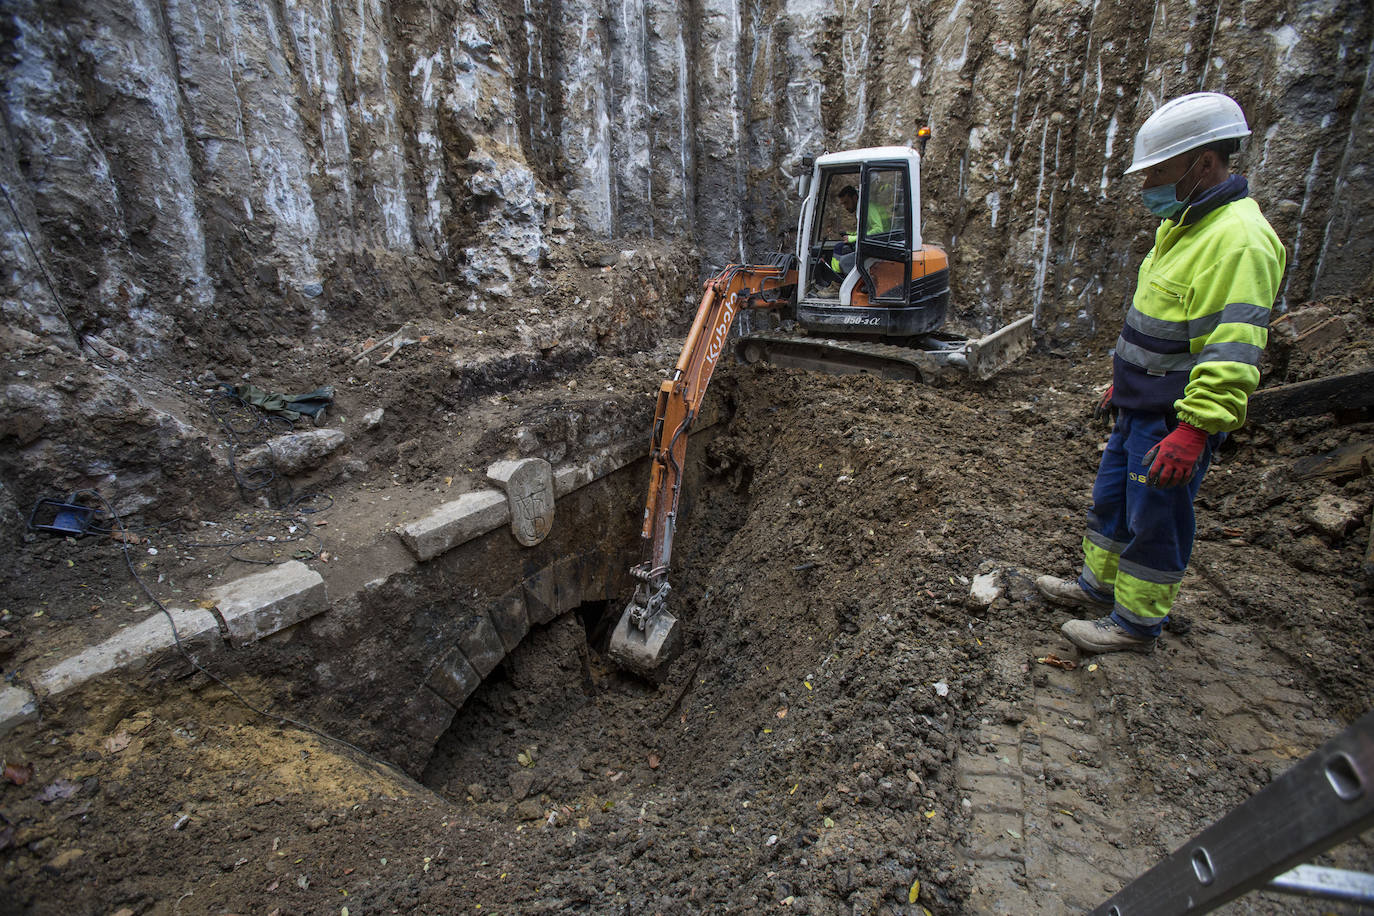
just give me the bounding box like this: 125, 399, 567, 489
832, 204, 895, 273
844, 204, 892, 245
1111, 177, 1286, 433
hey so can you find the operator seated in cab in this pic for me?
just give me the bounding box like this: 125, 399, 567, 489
829, 184, 892, 277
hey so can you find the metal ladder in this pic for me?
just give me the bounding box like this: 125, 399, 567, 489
1091, 711, 1374, 914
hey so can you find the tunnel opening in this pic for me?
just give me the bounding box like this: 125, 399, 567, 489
574, 598, 616, 656
420, 610, 615, 802
417, 599, 638, 798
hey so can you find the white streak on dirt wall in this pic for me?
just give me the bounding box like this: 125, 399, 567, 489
678, 31, 691, 220
362, 0, 413, 250
1031, 118, 1054, 323
1271, 24, 1300, 69
230, 0, 322, 286
781, 0, 827, 171
609, 0, 651, 236
209, 2, 255, 222
1100, 114, 1117, 196
287, 1, 358, 249
1004, 71, 1023, 167
524, 0, 550, 143
1279, 147, 1322, 309
127, 0, 214, 307
1312, 36, 1373, 296
728, 0, 744, 261
560, 4, 613, 236
840, 0, 874, 144
410, 49, 447, 253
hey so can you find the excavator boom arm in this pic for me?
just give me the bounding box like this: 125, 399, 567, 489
640, 264, 793, 574
607, 262, 794, 676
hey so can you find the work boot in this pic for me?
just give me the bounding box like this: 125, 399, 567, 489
1035, 575, 1113, 612
1061, 616, 1157, 654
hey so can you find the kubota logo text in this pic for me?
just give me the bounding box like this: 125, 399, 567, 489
705, 293, 737, 365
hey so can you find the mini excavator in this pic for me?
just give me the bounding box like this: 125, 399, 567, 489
606, 142, 1033, 677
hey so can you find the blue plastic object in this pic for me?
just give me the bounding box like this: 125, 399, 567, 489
27, 498, 96, 536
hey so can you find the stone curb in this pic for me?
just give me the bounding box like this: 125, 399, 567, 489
212, 561, 328, 647
395, 438, 652, 565
34, 606, 222, 698
397, 490, 510, 562
0, 686, 39, 735
0, 562, 327, 740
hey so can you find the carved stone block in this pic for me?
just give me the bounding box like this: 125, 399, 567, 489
486, 458, 555, 546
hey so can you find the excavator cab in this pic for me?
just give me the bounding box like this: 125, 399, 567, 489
805, 166, 908, 294
797, 148, 949, 337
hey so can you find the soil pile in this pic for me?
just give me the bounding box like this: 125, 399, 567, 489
2, 297, 1373, 914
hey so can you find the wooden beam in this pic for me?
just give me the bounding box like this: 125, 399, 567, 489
1292, 442, 1374, 481
1248, 368, 1374, 424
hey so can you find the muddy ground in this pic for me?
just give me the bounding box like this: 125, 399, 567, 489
2, 297, 1374, 914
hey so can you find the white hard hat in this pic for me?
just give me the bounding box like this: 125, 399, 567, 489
1124, 92, 1251, 174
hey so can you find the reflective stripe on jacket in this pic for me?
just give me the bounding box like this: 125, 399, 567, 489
1112, 177, 1286, 433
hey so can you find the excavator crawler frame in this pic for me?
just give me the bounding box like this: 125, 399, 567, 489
738, 314, 1034, 384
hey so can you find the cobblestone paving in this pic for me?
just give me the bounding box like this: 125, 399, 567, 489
957, 602, 1363, 915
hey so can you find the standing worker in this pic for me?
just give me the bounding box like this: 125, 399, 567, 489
1036, 91, 1286, 654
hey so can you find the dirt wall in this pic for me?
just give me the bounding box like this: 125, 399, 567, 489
2, 0, 1371, 359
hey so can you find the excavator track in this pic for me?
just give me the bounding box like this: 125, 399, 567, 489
736, 332, 937, 382
737, 315, 1032, 383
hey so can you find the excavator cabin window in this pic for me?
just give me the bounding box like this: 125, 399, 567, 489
858, 167, 910, 303
807, 165, 911, 303
810, 169, 862, 296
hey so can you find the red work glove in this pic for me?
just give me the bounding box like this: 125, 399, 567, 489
1143, 422, 1208, 488
1092, 384, 1115, 425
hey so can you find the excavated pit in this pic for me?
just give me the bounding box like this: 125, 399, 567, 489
4, 304, 1374, 915
3, 0, 1373, 908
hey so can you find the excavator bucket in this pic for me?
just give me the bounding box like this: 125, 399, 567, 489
606, 580, 682, 679
964, 314, 1034, 381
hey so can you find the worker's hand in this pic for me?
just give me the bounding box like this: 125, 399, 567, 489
1092, 384, 1115, 426
1142, 422, 1208, 488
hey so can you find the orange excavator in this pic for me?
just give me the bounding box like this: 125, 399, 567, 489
606, 143, 1033, 677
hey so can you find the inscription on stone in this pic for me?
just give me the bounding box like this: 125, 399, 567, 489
486, 458, 555, 547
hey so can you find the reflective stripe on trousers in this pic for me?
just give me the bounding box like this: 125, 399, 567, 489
1076, 409, 1219, 637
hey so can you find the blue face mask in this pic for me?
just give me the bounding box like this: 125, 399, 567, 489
1142, 183, 1187, 219
1141, 154, 1203, 219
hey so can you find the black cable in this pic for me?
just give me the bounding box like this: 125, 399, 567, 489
281, 491, 333, 514
167, 517, 323, 564
209, 390, 287, 500
70, 488, 408, 780
227, 528, 323, 565
0, 181, 102, 362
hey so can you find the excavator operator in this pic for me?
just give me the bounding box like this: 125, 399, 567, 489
830, 184, 891, 277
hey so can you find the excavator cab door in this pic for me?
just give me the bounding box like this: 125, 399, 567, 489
851, 161, 912, 304
803, 168, 861, 298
